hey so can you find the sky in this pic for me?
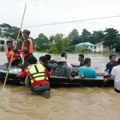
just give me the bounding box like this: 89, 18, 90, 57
1, 0, 120, 38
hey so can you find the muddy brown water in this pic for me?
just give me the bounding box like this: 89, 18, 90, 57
0, 52, 120, 120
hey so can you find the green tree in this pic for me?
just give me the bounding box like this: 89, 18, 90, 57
103, 28, 119, 52
34, 33, 49, 51
0, 23, 19, 39
49, 34, 73, 53
91, 30, 104, 44
62, 37, 74, 52
115, 35, 120, 52
68, 29, 80, 45
51, 34, 63, 53
0, 23, 11, 33
4, 26, 19, 39
81, 29, 91, 42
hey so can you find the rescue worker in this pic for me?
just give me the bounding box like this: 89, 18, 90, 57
18, 29, 33, 69
17, 56, 51, 98
6, 40, 21, 67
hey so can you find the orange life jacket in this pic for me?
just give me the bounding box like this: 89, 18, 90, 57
21, 38, 33, 58
6, 48, 20, 61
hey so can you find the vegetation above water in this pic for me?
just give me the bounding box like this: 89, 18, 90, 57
0, 23, 120, 54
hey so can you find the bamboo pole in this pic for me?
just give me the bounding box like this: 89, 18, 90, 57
2, 4, 27, 89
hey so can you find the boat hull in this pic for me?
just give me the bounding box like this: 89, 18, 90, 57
0, 65, 114, 87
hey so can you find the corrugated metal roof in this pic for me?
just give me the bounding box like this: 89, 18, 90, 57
95, 41, 104, 45
75, 42, 94, 46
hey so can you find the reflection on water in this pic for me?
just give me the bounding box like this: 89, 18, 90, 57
0, 52, 120, 120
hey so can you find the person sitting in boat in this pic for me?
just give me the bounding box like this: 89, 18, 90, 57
6, 40, 22, 67
17, 56, 51, 98
61, 52, 72, 68
71, 54, 84, 67
104, 58, 120, 93
39, 56, 52, 73
79, 58, 96, 79
51, 57, 73, 80
45, 54, 58, 70
71, 54, 84, 76
104, 55, 118, 78
45, 54, 57, 64
105, 55, 118, 74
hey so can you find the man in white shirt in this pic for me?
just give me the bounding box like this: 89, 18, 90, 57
104, 58, 120, 92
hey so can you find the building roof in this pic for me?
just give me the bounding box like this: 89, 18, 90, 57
0, 36, 9, 41
95, 41, 104, 45
75, 42, 94, 46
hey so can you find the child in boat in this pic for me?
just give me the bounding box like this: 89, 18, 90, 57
17, 56, 51, 98
79, 58, 96, 79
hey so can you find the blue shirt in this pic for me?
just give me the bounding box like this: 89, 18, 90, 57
79, 66, 96, 78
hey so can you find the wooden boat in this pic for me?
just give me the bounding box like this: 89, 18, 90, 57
0, 64, 114, 87
49, 76, 113, 87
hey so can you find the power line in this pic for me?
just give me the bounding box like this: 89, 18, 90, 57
23, 14, 120, 28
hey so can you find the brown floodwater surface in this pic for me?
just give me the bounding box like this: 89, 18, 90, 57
0, 52, 120, 120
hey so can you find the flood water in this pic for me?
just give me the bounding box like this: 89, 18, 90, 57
0, 52, 120, 120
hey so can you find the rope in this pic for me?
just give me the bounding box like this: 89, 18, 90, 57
23, 14, 120, 28
2, 4, 27, 89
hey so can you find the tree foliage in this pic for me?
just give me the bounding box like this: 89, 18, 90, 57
1, 23, 120, 53
103, 28, 119, 52
0, 23, 19, 39
34, 33, 49, 51
68, 29, 80, 45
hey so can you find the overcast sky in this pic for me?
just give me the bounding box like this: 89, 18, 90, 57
1, 0, 120, 38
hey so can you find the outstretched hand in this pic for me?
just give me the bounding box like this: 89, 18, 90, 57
16, 73, 21, 77
103, 78, 108, 83
12, 48, 18, 53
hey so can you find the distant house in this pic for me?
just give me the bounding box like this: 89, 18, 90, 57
75, 42, 94, 51
93, 42, 116, 53
0, 36, 9, 51
75, 41, 116, 53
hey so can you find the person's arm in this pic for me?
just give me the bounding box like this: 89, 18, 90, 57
79, 68, 84, 79
45, 69, 51, 78
71, 64, 80, 67
105, 63, 109, 72
18, 40, 30, 52
17, 67, 27, 78
93, 70, 97, 78
65, 66, 73, 80
104, 68, 115, 82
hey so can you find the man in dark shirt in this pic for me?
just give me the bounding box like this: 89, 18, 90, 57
105, 55, 118, 74
71, 54, 84, 67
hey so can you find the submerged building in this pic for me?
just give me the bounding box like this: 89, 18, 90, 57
0, 36, 10, 51
75, 41, 116, 53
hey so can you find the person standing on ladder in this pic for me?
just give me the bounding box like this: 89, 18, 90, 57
18, 29, 33, 69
